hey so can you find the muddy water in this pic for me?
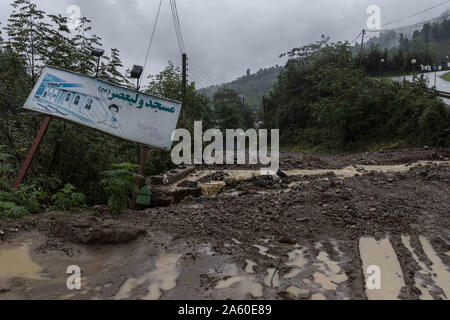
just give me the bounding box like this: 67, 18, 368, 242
401, 236, 434, 300
0, 243, 48, 283
283, 249, 307, 279
1, 230, 447, 300
179, 161, 450, 193
313, 251, 348, 292
114, 252, 182, 300
419, 237, 450, 299
359, 237, 405, 300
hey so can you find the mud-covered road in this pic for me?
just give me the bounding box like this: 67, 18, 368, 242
0, 148, 449, 300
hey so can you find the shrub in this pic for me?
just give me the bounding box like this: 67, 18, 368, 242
101, 163, 141, 215
0, 201, 29, 219
0, 184, 46, 218
50, 183, 86, 211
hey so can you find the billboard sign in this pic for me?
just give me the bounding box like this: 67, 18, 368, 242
23, 67, 182, 150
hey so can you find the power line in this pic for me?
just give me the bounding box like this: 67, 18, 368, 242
141, 0, 163, 81
189, 59, 220, 84
173, 0, 185, 51
382, 0, 450, 27
367, 12, 450, 33
349, 30, 363, 44
170, 0, 185, 55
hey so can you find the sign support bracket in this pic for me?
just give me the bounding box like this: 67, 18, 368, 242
14, 115, 53, 189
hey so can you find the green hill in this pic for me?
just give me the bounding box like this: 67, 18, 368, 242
199, 66, 283, 111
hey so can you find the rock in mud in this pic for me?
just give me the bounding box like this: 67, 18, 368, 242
279, 236, 297, 245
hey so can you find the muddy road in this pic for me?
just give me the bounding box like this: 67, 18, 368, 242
0, 148, 449, 300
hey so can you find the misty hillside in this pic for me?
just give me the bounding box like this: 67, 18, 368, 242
362, 9, 450, 59
199, 66, 283, 109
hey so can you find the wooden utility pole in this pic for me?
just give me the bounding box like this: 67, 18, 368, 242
14, 115, 52, 189
359, 29, 366, 68
262, 96, 266, 126
182, 53, 187, 123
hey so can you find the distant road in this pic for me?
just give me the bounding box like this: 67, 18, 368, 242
394, 71, 450, 107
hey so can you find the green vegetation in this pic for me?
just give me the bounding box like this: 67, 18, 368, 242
50, 184, 86, 211
359, 14, 450, 76
265, 37, 450, 151
101, 163, 141, 215
0, 0, 213, 214
201, 66, 282, 114
440, 72, 450, 82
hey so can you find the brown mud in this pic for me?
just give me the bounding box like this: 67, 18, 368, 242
0, 148, 449, 300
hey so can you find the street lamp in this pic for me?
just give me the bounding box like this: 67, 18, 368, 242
91, 48, 105, 78
411, 59, 417, 84
130, 65, 143, 91
380, 58, 385, 81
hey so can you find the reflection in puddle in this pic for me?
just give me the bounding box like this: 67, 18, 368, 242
0, 243, 48, 282
215, 276, 263, 298
312, 251, 348, 291
215, 263, 263, 298
401, 236, 433, 300
253, 245, 278, 259
419, 236, 450, 299
264, 268, 280, 288
198, 244, 215, 256
284, 249, 307, 279
114, 252, 181, 300
311, 292, 326, 300
359, 237, 405, 300
245, 260, 257, 274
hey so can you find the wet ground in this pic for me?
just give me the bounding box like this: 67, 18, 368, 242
0, 148, 449, 300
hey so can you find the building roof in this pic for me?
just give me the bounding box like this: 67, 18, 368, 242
46, 82, 99, 99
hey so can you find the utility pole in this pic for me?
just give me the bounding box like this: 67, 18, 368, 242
262, 96, 266, 126
359, 29, 366, 68
182, 53, 187, 123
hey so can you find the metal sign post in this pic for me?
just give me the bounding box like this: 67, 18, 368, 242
14, 115, 53, 189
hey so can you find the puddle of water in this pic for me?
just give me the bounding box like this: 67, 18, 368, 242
232, 238, 241, 245
401, 236, 434, 300
184, 161, 450, 184
215, 263, 263, 298
216, 276, 243, 289
253, 245, 278, 259
359, 237, 405, 300
198, 244, 215, 256
200, 182, 225, 196
311, 292, 326, 300
245, 260, 257, 274
284, 249, 307, 279
114, 252, 181, 300
419, 236, 450, 299
0, 243, 48, 282
264, 268, 280, 288
312, 251, 348, 291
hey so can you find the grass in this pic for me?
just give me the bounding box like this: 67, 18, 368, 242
440, 72, 450, 82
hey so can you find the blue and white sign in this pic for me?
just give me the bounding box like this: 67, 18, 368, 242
24, 67, 182, 150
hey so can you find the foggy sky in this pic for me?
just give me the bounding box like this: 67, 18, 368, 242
1, 0, 448, 87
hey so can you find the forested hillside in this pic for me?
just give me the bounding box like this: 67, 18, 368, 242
200, 66, 282, 111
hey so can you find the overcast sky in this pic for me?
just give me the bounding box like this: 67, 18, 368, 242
1, 0, 449, 87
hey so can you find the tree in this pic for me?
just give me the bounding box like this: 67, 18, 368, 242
213, 87, 245, 131
5, 0, 52, 84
